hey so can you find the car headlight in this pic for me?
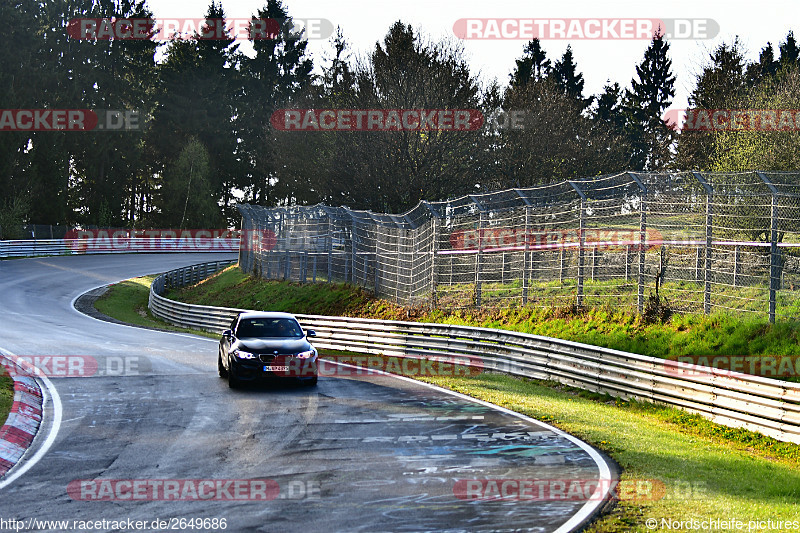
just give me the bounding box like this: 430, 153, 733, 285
233, 350, 257, 360
295, 350, 316, 359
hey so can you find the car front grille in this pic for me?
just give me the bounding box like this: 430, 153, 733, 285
259, 354, 276, 363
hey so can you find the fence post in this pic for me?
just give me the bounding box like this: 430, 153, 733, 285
395, 231, 401, 304
695, 246, 701, 283
625, 244, 630, 282
327, 218, 333, 283
430, 216, 439, 309
577, 199, 585, 307
769, 194, 780, 323
637, 196, 647, 314
351, 219, 357, 285
704, 195, 712, 314
733, 245, 740, 287
692, 172, 715, 315
754, 171, 782, 322
475, 212, 484, 308
522, 206, 530, 305
374, 230, 380, 295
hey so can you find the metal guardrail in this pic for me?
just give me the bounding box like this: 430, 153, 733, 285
149, 261, 800, 445
0, 238, 240, 258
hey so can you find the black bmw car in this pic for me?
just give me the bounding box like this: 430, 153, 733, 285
218, 311, 318, 388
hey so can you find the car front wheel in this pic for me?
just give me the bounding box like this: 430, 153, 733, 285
218, 349, 228, 378
227, 355, 240, 389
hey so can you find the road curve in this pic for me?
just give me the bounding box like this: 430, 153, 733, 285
0, 254, 614, 532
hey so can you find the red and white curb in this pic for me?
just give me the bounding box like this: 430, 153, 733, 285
0, 358, 43, 477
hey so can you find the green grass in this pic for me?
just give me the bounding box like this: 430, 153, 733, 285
165, 265, 379, 317
435, 275, 800, 318
0, 366, 12, 427
96, 267, 800, 531
418, 373, 800, 532
93, 276, 218, 339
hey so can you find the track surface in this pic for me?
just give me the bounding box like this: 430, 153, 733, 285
0, 254, 611, 532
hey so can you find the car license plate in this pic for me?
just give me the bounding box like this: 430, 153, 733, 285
266, 365, 290, 372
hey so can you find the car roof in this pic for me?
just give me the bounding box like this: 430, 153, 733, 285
237, 311, 298, 320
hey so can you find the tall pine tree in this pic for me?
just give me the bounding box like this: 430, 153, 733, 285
624, 33, 676, 170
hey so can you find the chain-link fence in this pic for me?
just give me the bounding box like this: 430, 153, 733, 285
237, 171, 800, 322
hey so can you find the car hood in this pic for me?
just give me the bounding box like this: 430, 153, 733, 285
234, 337, 312, 354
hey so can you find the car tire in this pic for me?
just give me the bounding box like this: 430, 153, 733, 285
306, 376, 318, 386
218, 349, 228, 378
227, 356, 240, 389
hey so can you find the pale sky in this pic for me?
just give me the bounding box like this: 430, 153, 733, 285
148, 0, 799, 111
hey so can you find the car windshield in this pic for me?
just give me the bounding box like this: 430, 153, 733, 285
236, 318, 304, 338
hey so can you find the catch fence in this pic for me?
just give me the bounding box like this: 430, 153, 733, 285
237, 171, 800, 322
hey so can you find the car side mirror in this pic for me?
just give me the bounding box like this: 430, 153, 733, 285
222, 329, 232, 338
307, 329, 317, 338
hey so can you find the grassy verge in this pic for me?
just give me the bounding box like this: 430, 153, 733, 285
0, 366, 12, 427
99, 267, 800, 532
171, 265, 800, 364
418, 373, 800, 532
93, 276, 218, 339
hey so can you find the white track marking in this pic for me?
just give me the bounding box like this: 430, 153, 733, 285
0, 347, 63, 490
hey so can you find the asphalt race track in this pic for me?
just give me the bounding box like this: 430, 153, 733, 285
0, 254, 613, 532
